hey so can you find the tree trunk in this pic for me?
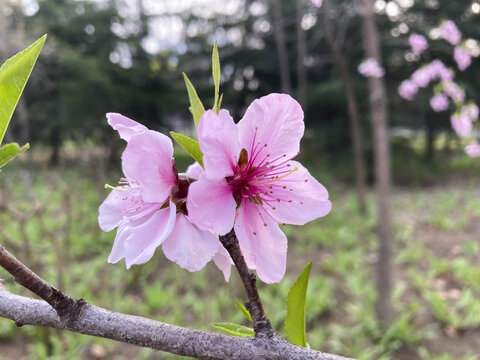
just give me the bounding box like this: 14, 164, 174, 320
296, 0, 307, 107
272, 0, 291, 94
323, 0, 367, 212
359, 0, 393, 325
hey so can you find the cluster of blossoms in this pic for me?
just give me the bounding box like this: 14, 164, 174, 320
437, 20, 462, 46
357, 58, 385, 78
398, 19, 479, 157
99, 94, 331, 284
409, 33, 428, 55
398, 60, 455, 102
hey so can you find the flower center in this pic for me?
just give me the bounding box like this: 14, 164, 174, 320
170, 174, 191, 215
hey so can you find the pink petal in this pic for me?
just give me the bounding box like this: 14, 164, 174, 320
213, 245, 233, 282
98, 189, 129, 232
162, 214, 219, 272
107, 113, 147, 142
198, 109, 241, 180
238, 94, 304, 163
234, 201, 287, 284
185, 162, 203, 180
123, 202, 177, 268
267, 161, 331, 225
187, 174, 236, 235
108, 224, 130, 264
122, 130, 176, 203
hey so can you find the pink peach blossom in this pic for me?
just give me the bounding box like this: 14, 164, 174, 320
438, 20, 462, 45
450, 112, 472, 137
465, 141, 480, 158
187, 94, 331, 283
99, 113, 230, 279
454, 46, 471, 71
398, 80, 418, 100
358, 58, 385, 78
430, 93, 449, 112
409, 33, 428, 55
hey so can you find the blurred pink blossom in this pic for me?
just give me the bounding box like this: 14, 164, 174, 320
464, 103, 479, 121
442, 81, 466, 103
430, 93, 449, 112
398, 80, 418, 100
409, 33, 428, 55
465, 141, 480, 158
99, 113, 231, 279
454, 46, 471, 71
310, 0, 323, 7
429, 60, 454, 82
450, 112, 472, 137
411, 67, 432, 88
438, 20, 462, 45
358, 58, 385, 78
188, 94, 331, 283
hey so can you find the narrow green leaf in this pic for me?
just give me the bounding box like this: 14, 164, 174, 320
0, 35, 47, 145
170, 131, 203, 168
285, 261, 312, 347
0, 142, 29, 168
211, 322, 254, 337
235, 300, 253, 322
212, 41, 221, 114
218, 92, 224, 111
182, 73, 205, 128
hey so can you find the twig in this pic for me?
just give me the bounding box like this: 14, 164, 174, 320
0, 244, 85, 321
219, 230, 271, 336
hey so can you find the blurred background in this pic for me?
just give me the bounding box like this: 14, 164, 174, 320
1, 0, 480, 359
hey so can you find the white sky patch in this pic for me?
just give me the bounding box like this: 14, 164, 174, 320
385, 1, 401, 20
395, 0, 413, 9
374, 0, 386, 13
465, 39, 480, 57
301, 13, 317, 30
472, 1, 480, 14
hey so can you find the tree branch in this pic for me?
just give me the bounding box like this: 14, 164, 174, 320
219, 230, 271, 336
0, 244, 354, 359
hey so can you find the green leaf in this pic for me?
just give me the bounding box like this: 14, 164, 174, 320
285, 261, 312, 347
211, 322, 254, 337
0, 35, 47, 145
235, 300, 253, 322
212, 41, 221, 114
170, 131, 203, 167
0, 142, 29, 168
182, 73, 205, 128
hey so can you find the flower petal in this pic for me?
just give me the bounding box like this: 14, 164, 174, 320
187, 174, 236, 235
198, 109, 241, 180
123, 202, 177, 268
234, 201, 287, 283
267, 161, 331, 225
162, 214, 219, 272
213, 245, 233, 282
122, 130, 176, 203
107, 113, 147, 142
238, 94, 304, 162
185, 162, 204, 180
108, 224, 130, 264
98, 189, 128, 232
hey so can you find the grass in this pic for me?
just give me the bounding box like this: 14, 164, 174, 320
0, 149, 480, 359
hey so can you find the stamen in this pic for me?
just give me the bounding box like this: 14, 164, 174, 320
105, 184, 131, 192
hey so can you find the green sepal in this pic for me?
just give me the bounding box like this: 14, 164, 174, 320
211, 322, 254, 337
0, 35, 47, 145
285, 261, 312, 347
182, 73, 205, 128
235, 299, 253, 322
170, 131, 204, 168
0, 142, 29, 169
212, 41, 221, 114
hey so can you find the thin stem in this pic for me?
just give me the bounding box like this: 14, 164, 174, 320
219, 230, 272, 336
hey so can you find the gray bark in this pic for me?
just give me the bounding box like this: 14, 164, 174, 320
359, 0, 393, 324
0, 282, 352, 360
